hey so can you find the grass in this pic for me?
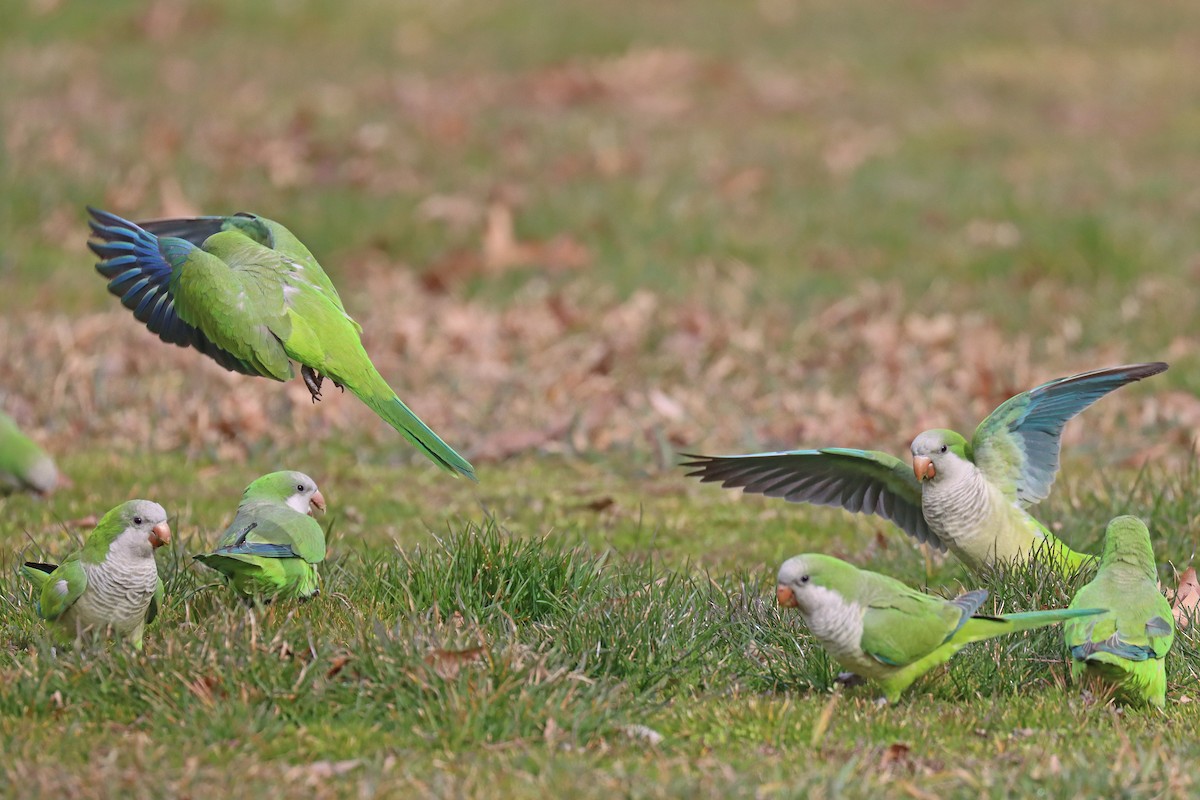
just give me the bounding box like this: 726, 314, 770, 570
4, 0, 1200, 796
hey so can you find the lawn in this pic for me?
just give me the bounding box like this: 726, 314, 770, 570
2, 0, 1200, 797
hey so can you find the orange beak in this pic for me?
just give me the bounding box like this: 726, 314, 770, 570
776, 585, 798, 608
149, 521, 171, 549
310, 490, 326, 514
913, 456, 935, 482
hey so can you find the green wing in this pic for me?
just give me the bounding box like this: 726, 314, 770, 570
138, 214, 356, 326
1066, 580, 1173, 662
216, 503, 325, 564
683, 448, 940, 548
89, 208, 294, 380
146, 577, 165, 625
858, 579, 970, 666
971, 363, 1167, 506
30, 557, 87, 621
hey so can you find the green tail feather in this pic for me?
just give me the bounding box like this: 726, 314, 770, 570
349, 375, 477, 481
878, 607, 1106, 702
956, 607, 1106, 643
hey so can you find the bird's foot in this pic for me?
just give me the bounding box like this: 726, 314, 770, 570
835, 672, 866, 687
873, 696, 890, 708
334, 380, 344, 393
301, 366, 324, 403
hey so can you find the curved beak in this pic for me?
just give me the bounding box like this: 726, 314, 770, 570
149, 521, 171, 549
913, 456, 935, 482
310, 490, 326, 515
776, 585, 798, 608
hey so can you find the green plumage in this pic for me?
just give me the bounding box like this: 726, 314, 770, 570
19, 500, 169, 649
0, 409, 58, 495
776, 554, 1105, 702
89, 209, 475, 480
688, 363, 1167, 577
1065, 516, 1174, 708
194, 471, 327, 601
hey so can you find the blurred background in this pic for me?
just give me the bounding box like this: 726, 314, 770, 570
2, 0, 1198, 560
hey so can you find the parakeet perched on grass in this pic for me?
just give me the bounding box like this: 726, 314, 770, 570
686, 363, 1167, 576
20, 499, 170, 649
1065, 516, 1174, 708
775, 553, 1104, 702
0, 409, 58, 496
87, 208, 475, 480
194, 471, 326, 601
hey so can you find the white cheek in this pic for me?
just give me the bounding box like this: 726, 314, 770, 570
286, 494, 311, 514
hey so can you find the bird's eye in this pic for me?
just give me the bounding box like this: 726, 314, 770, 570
297, 484, 305, 492
799, 575, 810, 584
133, 516, 143, 525
939, 445, 947, 453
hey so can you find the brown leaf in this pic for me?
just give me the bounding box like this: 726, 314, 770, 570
879, 742, 912, 770
1172, 567, 1199, 629
424, 646, 486, 679
63, 514, 98, 530
326, 654, 352, 679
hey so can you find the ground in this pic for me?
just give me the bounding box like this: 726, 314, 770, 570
2, 0, 1200, 797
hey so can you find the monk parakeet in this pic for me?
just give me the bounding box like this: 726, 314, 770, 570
686, 363, 1167, 575
19, 499, 170, 649
775, 553, 1104, 702
0, 409, 58, 496
193, 471, 327, 601
1064, 516, 1174, 708
87, 208, 475, 480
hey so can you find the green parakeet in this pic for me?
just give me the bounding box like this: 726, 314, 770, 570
1064, 515, 1174, 708
686, 363, 1167, 576
87, 208, 475, 480
20, 499, 170, 649
775, 553, 1104, 702
193, 471, 327, 601
0, 409, 58, 496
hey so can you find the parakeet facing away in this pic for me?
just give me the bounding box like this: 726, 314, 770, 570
686, 363, 1167, 576
87, 208, 475, 480
0, 409, 58, 496
1064, 516, 1174, 708
775, 554, 1104, 702
194, 471, 327, 601
20, 499, 170, 649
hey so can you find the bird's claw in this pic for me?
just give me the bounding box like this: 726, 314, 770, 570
835, 671, 866, 687
301, 366, 324, 403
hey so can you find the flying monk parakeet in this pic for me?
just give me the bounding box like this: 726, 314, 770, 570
0, 409, 59, 496
194, 471, 327, 601
19, 500, 170, 649
86, 208, 476, 480
1064, 516, 1174, 708
775, 553, 1104, 702
686, 363, 1167, 576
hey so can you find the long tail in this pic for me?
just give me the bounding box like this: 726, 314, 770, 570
878, 606, 1106, 701
955, 606, 1106, 645
346, 367, 477, 481
18, 561, 56, 590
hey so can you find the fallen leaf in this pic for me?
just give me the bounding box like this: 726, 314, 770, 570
424, 646, 487, 679
326, 654, 352, 679
879, 742, 912, 770
63, 514, 98, 529
1172, 567, 1199, 629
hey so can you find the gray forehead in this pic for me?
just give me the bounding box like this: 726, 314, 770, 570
286, 472, 317, 489
127, 500, 167, 522
777, 556, 808, 582
911, 431, 944, 452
